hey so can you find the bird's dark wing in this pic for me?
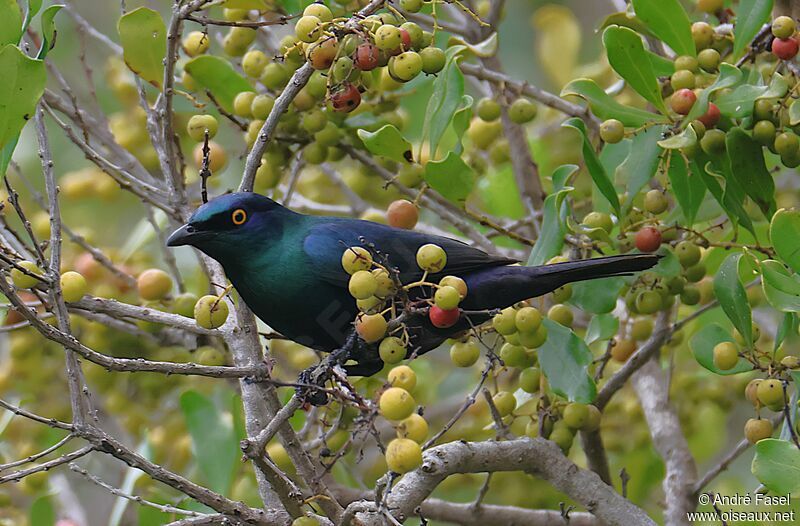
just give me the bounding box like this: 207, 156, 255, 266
302, 218, 517, 288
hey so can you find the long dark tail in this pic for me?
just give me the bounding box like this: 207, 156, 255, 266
460, 254, 661, 311
530, 253, 661, 285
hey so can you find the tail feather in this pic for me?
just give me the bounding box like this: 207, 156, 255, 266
460, 253, 661, 311
531, 253, 661, 285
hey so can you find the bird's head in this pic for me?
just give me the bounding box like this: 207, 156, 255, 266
167, 192, 289, 262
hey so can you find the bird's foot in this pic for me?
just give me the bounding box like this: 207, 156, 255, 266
295, 331, 359, 406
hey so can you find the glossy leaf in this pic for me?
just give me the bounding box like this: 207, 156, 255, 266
752, 439, 800, 494
180, 390, 238, 494
422, 45, 465, 159
586, 313, 619, 345
599, 11, 655, 39
563, 117, 620, 216
648, 50, 676, 77
527, 165, 576, 266
715, 83, 768, 118
537, 319, 596, 403
561, 78, 666, 127
631, 0, 694, 57
713, 253, 753, 346
774, 312, 797, 352
358, 125, 413, 164
117, 7, 166, 88
725, 128, 776, 219
760, 259, 800, 312
569, 277, 625, 314
696, 158, 756, 237
451, 94, 473, 155
790, 99, 800, 126
667, 152, 704, 225
423, 151, 475, 203
448, 32, 498, 58
617, 125, 666, 211
0, 0, 21, 46
184, 55, 254, 113
37, 4, 63, 59
685, 64, 743, 123
733, 0, 774, 59
603, 26, 667, 114
759, 71, 789, 99
689, 323, 752, 375
22, 0, 42, 34
657, 123, 697, 150
771, 209, 800, 274
0, 45, 46, 150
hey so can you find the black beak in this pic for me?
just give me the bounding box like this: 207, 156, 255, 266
166, 224, 196, 247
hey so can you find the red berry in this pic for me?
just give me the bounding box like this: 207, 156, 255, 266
697, 102, 721, 128
387, 200, 419, 229
330, 83, 361, 112
635, 227, 662, 253
772, 36, 799, 60
429, 305, 459, 328
670, 88, 696, 115
354, 43, 380, 70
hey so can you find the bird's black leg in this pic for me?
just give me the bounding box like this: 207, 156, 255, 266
296, 330, 359, 406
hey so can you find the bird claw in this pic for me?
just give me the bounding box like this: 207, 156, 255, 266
295, 366, 330, 406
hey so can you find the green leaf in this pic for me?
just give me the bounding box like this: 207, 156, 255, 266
0, 0, 21, 46
725, 128, 776, 219
358, 125, 413, 164
631, 0, 695, 57
423, 151, 475, 203
449, 32, 498, 58
667, 152, 704, 225
715, 83, 768, 118
658, 123, 697, 150
563, 117, 621, 216
599, 11, 655, 39
761, 259, 800, 312
118, 7, 166, 88
752, 439, 800, 493
617, 125, 665, 211
569, 277, 625, 314
526, 165, 576, 266
477, 165, 525, 220
422, 45, 465, 160
689, 323, 753, 375
771, 208, 800, 274
184, 55, 255, 113
561, 78, 666, 127
713, 253, 753, 346
180, 390, 239, 495
586, 313, 619, 345
22, 0, 42, 34
451, 94, 473, 155
789, 99, 800, 126
222, 0, 267, 8
537, 319, 596, 403
602, 26, 667, 114
0, 45, 46, 151
648, 50, 675, 77
685, 64, 743, 123
758, 71, 789, 99
774, 312, 797, 352
0, 134, 19, 180
37, 4, 62, 59
733, 0, 774, 59
696, 157, 756, 237
29, 495, 55, 526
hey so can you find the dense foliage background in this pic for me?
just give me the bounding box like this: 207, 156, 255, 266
1, 0, 800, 525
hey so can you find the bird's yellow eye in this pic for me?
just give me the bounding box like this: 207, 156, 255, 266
231, 209, 247, 225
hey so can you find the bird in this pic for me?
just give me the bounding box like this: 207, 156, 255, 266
167, 192, 660, 379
